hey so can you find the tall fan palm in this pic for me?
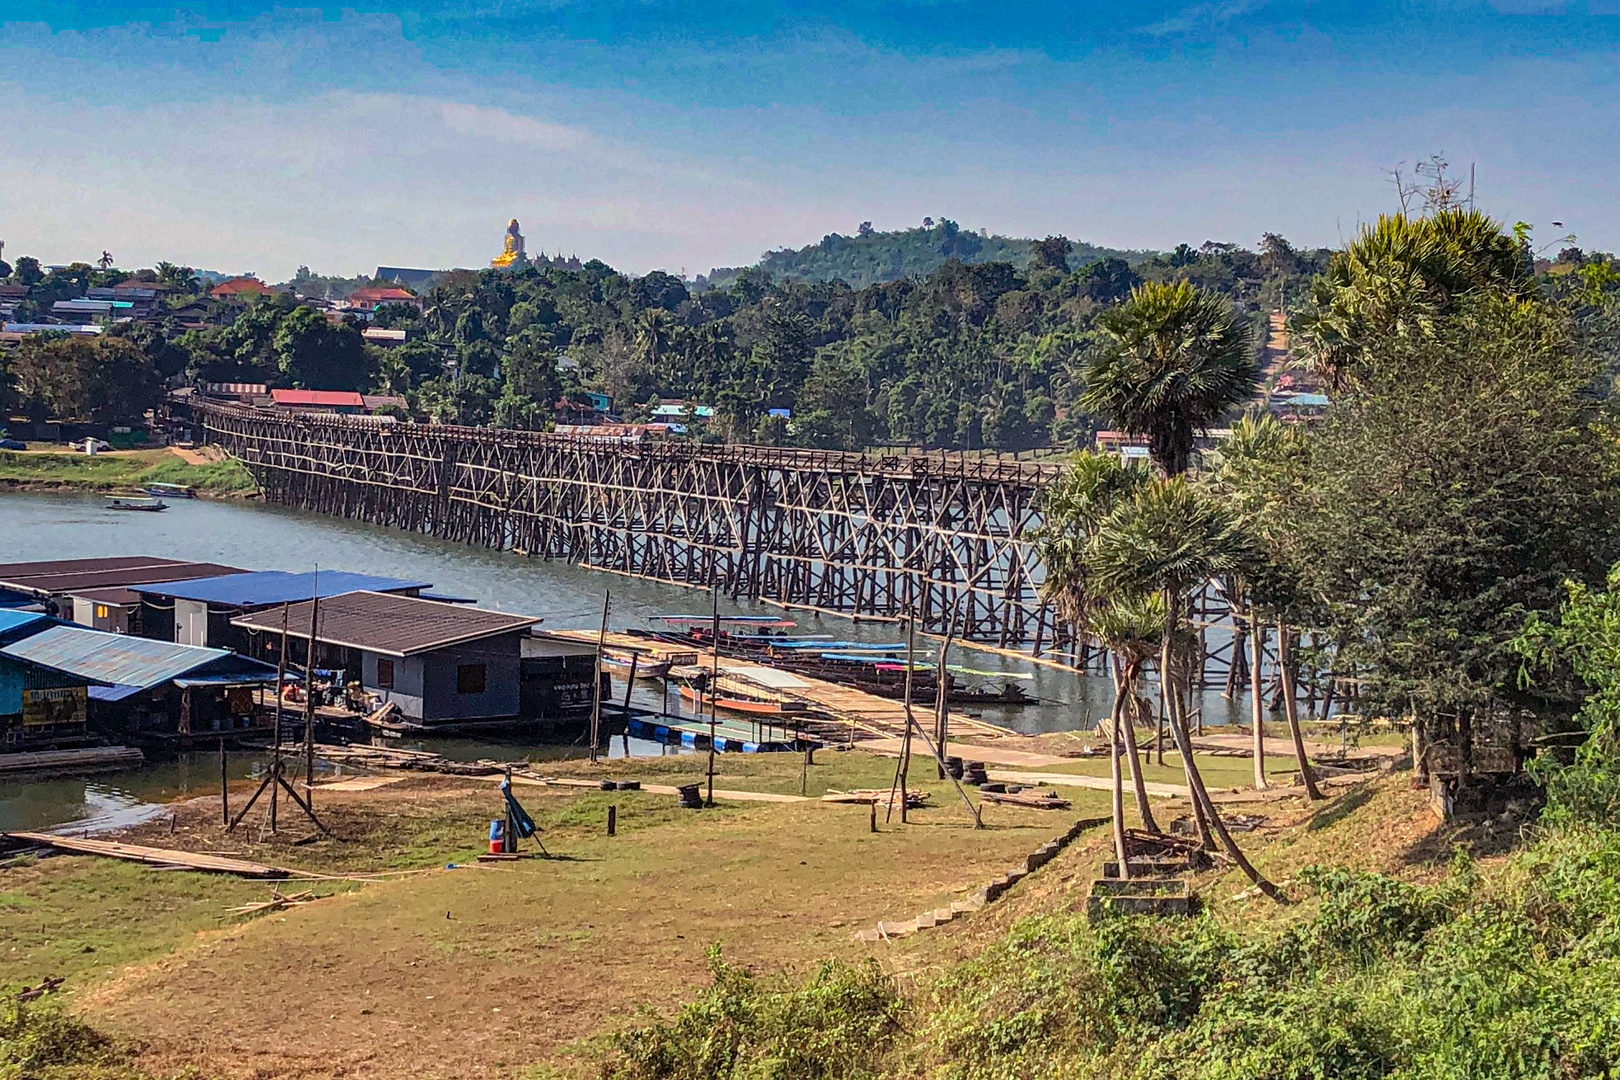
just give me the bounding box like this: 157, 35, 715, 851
1081, 280, 1258, 476
1091, 477, 1282, 901
1291, 208, 1529, 392
1089, 591, 1166, 877
1033, 451, 1159, 830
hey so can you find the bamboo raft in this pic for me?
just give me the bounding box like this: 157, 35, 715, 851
0, 746, 145, 776
3, 831, 289, 878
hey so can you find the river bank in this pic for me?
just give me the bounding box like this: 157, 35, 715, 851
0, 447, 259, 496
0, 750, 1463, 1080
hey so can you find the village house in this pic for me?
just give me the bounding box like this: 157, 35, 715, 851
231, 591, 541, 728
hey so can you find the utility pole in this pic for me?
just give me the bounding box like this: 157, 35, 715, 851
303, 567, 319, 799
705, 588, 719, 808
589, 590, 610, 763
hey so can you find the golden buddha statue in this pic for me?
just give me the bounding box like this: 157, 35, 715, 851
491, 218, 528, 269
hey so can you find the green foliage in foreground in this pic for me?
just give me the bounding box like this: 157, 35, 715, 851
0, 1000, 166, 1080
603, 947, 905, 1080
605, 827, 1620, 1080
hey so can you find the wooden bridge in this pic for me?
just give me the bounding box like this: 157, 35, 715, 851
194, 403, 1071, 648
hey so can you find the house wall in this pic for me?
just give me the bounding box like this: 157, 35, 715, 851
175, 599, 209, 646
361, 651, 426, 720
419, 634, 523, 724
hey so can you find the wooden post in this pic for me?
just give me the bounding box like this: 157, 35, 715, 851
590, 590, 609, 763
504, 765, 516, 853
869, 799, 877, 833
933, 626, 954, 779
303, 569, 320, 798
607, 804, 617, 836
270, 603, 288, 833
705, 589, 719, 808
219, 738, 229, 827
899, 619, 915, 823
621, 650, 638, 749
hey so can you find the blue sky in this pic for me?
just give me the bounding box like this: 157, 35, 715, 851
1, 1, 1615, 279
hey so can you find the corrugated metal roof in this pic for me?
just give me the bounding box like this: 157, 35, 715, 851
0, 626, 266, 690
0, 557, 244, 598
232, 590, 537, 657
270, 389, 365, 407
132, 570, 430, 607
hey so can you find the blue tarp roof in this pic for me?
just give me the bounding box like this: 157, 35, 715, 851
0, 609, 47, 634
131, 570, 431, 607
0, 625, 276, 691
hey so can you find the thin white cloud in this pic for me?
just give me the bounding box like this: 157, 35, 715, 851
1137, 0, 1275, 36
433, 99, 591, 150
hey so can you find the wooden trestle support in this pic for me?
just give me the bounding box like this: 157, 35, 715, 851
195, 402, 1240, 678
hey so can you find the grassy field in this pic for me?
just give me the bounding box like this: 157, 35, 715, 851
1, 748, 1120, 1080
0, 447, 258, 495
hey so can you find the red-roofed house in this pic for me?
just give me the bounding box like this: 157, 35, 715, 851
210, 276, 273, 300
347, 286, 423, 311
270, 389, 365, 414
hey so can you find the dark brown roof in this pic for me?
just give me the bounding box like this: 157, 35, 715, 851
230, 591, 538, 657
0, 557, 245, 598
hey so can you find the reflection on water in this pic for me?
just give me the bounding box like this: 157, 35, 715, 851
0, 490, 1254, 830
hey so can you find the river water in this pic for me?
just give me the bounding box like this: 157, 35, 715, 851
0, 491, 1252, 829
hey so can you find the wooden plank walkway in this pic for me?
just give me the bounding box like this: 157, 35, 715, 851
4, 831, 289, 878
542, 629, 699, 666
543, 630, 1017, 744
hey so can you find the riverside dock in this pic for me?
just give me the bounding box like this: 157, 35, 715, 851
544, 629, 1016, 745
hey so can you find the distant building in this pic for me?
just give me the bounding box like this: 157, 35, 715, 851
210, 276, 273, 300
348, 285, 423, 311
269, 388, 365, 414
374, 267, 440, 291
52, 298, 131, 324
361, 327, 411, 346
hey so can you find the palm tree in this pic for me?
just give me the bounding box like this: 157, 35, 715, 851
1091, 477, 1283, 901
1089, 591, 1166, 878
1291, 208, 1528, 392
1080, 280, 1258, 477
1033, 451, 1160, 831
1210, 414, 1326, 799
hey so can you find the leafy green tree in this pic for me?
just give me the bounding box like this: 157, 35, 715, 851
1208, 413, 1324, 796
1301, 296, 1620, 778
1080, 280, 1257, 475
1088, 591, 1166, 875
272, 305, 370, 390
10, 255, 43, 286
108, 322, 189, 380
1077, 258, 1140, 304
414, 374, 496, 426
1030, 235, 1074, 272
10, 333, 161, 425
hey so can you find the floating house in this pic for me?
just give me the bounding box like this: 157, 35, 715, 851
521, 632, 606, 719
132, 570, 431, 652
231, 591, 540, 728
0, 624, 280, 738
0, 611, 99, 749
0, 556, 244, 632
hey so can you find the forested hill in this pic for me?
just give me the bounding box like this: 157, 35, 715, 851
704, 218, 1155, 289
